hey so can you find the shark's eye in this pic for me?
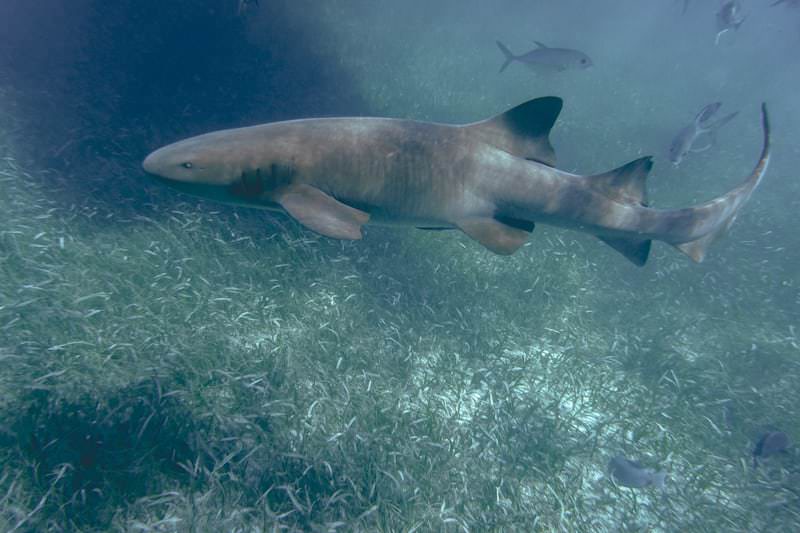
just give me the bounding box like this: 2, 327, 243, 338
181, 162, 193, 169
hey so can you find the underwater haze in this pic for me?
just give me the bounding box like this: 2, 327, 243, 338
1, 0, 798, 531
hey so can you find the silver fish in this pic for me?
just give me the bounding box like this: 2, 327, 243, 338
669, 102, 738, 166
608, 455, 667, 489
716, 1, 745, 45
496, 41, 592, 74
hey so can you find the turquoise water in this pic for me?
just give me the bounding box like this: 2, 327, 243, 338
1, 1, 798, 531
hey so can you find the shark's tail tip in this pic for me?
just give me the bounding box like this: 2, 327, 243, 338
673, 102, 771, 263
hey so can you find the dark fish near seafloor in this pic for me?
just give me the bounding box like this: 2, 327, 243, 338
753, 431, 790, 467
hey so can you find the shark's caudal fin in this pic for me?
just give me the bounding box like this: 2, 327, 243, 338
590, 157, 654, 266
496, 41, 516, 73
673, 103, 771, 262
464, 96, 562, 167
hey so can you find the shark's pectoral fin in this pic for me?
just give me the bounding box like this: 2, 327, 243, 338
276, 184, 369, 240
597, 236, 651, 266
456, 217, 533, 255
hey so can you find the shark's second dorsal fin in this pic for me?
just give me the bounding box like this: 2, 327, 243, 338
589, 156, 653, 206
464, 96, 562, 167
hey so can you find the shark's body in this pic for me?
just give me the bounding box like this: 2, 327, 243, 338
143, 97, 770, 266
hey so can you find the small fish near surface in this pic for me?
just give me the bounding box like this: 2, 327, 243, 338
608, 455, 667, 489
237, 0, 259, 16
716, 1, 746, 45
753, 431, 791, 467
143, 97, 770, 267
669, 102, 739, 166
771, 0, 800, 7
496, 41, 592, 74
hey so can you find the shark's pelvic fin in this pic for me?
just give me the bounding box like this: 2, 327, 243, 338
465, 96, 562, 167
456, 216, 533, 255
589, 156, 653, 207
276, 184, 370, 240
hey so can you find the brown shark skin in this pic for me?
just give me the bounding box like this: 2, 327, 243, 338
143, 102, 769, 260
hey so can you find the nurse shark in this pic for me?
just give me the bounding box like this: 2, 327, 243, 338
142, 97, 770, 266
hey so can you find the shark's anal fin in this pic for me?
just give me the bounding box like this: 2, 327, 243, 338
597, 236, 651, 266
456, 217, 533, 255
276, 184, 370, 240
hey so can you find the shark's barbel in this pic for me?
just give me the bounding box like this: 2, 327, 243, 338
142, 97, 770, 266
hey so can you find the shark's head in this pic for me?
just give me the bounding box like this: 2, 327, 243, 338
142, 131, 245, 186
142, 125, 301, 207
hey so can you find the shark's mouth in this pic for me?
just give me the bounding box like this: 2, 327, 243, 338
145, 173, 280, 210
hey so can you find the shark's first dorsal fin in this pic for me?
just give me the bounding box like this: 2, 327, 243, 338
464, 96, 562, 167
589, 156, 653, 206
533, 40, 548, 48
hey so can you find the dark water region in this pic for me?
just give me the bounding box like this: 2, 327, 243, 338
1, 0, 799, 531
0, 0, 366, 213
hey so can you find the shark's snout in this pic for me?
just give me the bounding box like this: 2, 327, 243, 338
142, 152, 158, 175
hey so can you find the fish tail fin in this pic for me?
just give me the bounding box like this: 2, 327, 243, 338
708, 111, 739, 132
496, 41, 516, 73
652, 471, 667, 489
671, 104, 770, 262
